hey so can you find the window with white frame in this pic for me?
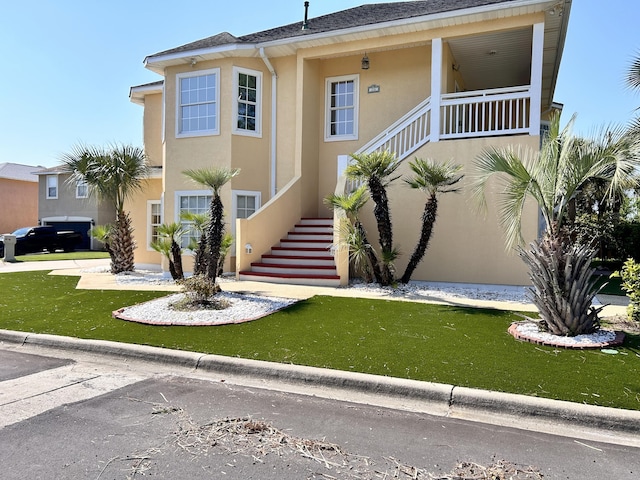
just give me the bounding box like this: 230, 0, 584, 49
176, 68, 220, 137
76, 179, 88, 199
147, 201, 162, 249
325, 75, 359, 141
46, 175, 58, 199
231, 190, 261, 243
233, 67, 262, 136
176, 191, 212, 249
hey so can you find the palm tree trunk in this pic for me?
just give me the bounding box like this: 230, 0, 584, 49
207, 195, 224, 282
170, 240, 184, 279
401, 194, 437, 284
356, 221, 383, 284
193, 233, 208, 276
110, 210, 135, 274
519, 233, 603, 335
368, 177, 394, 285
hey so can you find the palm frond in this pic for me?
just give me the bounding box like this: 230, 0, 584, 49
183, 168, 240, 195
346, 150, 402, 186
404, 158, 463, 195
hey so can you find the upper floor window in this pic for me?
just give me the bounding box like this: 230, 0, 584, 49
76, 179, 88, 199
176, 68, 220, 137
46, 175, 58, 199
325, 75, 359, 141
233, 67, 262, 137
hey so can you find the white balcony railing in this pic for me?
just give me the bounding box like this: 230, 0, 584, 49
440, 85, 531, 139
338, 85, 533, 193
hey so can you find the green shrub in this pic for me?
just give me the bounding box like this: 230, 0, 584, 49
617, 258, 640, 322
178, 274, 220, 303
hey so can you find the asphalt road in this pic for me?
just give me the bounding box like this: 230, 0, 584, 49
1, 344, 639, 479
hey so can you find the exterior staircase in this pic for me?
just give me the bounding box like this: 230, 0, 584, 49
238, 218, 340, 286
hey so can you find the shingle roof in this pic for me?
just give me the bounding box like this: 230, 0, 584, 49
32, 165, 70, 176
149, 0, 512, 58
0, 163, 41, 182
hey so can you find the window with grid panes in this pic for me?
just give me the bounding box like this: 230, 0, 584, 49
177, 69, 219, 136
178, 194, 212, 248
326, 75, 358, 140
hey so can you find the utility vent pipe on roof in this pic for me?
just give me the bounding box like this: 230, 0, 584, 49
302, 1, 310, 30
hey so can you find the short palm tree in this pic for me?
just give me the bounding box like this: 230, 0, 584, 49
472, 113, 640, 336
183, 167, 240, 283
400, 158, 463, 284
91, 224, 114, 264
346, 151, 402, 286
151, 222, 186, 280
325, 185, 383, 283
61, 144, 149, 274
180, 211, 209, 276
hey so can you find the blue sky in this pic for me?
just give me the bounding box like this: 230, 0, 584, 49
1, 0, 638, 168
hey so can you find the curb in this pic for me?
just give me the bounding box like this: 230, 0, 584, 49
2, 329, 639, 439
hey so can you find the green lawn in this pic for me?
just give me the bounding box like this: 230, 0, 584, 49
1, 271, 639, 411
12, 251, 110, 262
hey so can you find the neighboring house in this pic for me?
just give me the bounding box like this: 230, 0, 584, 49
34, 166, 116, 250
128, 0, 571, 286
0, 162, 39, 234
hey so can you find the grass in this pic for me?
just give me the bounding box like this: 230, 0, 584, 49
594, 274, 625, 296
11, 251, 110, 262
1, 271, 639, 411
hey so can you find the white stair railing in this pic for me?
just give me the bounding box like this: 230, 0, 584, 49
342, 96, 432, 193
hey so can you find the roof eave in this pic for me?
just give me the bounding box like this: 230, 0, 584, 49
130, 82, 164, 106
144, 43, 257, 74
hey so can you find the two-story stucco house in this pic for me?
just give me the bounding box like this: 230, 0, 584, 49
128, 0, 571, 286
34, 166, 116, 250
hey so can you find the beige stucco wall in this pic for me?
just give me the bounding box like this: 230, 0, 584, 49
356, 135, 540, 286
143, 92, 164, 167
0, 178, 38, 234
127, 177, 163, 266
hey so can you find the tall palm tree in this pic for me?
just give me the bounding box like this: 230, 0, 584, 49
472, 113, 640, 336
324, 185, 383, 284
626, 51, 640, 133
400, 158, 463, 284
61, 144, 149, 274
346, 151, 402, 286
183, 167, 240, 283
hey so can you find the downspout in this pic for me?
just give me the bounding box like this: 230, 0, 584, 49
259, 47, 278, 199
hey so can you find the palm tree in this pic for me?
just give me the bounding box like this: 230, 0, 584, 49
151, 222, 186, 280
324, 185, 383, 283
626, 51, 640, 133
180, 211, 209, 276
91, 224, 114, 264
345, 151, 402, 286
472, 113, 640, 336
61, 144, 149, 274
183, 167, 240, 283
400, 159, 463, 284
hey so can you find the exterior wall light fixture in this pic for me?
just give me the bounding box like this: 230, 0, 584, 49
361, 54, 370, 70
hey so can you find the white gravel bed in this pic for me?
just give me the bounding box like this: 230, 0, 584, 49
347, 280, 530, 303
116, 292, 297, 326
512, 321, 617, 347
